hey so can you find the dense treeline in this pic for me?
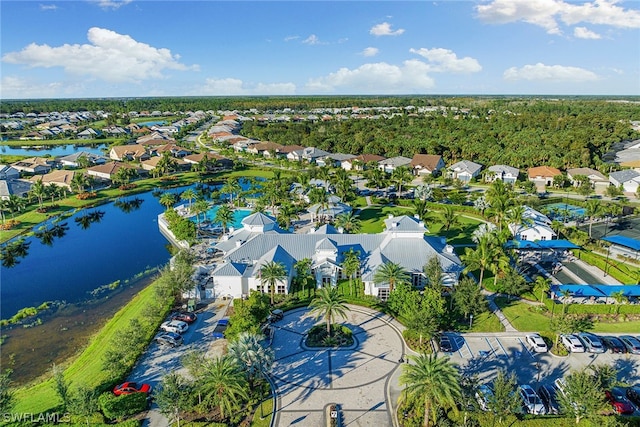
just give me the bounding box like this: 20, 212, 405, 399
240, 99, 640, 170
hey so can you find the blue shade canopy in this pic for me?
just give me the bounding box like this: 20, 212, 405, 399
602, 235, 640, 251
551, 284, 640, 298
505, 239, 581, 249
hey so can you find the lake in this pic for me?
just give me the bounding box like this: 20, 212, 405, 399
0, 143, 107, 157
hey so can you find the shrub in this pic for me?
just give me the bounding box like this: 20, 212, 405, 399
77, 192, 97, 200
0, 220, 20, 230
98, 392, 148, 421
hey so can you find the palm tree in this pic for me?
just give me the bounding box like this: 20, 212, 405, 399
461, 235, 496, 286
159, 192, 177, 210
191, 199, 210, 227
413, 199, 431, 223
400, 353, 461, 427
584, 199, 602, 238
3, 194, 26, 218
29, 179, 47, 209
294, 258, 313, 297
197, 356, 248, 421
276, 202, 299, 230
373, 261, 409, 294
489, 246, 511, 289
439, 206, 459, 231
334, 212, 361, 234
341, 249, 360, 296
221, 177, 242, 206
611, 290, 627, 315
533, 276, 551, 303
309, 287, 350, 336
392, 165, 413, 195
181, 188, 197, 210
227, 332, 275, 388
260, 261, 287, 305
214, 204, 234, 234
71, 172, 90, 193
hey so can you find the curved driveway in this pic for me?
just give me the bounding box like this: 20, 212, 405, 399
270, 305, 407, 427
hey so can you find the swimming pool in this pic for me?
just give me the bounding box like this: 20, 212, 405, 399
200, 206, 252, 230
544, 203, 586, 221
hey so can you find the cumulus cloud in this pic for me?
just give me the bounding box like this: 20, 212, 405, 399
503, 63, 599, 81
0, 76, 77, 99
409, 48, 482, 73
476, 0, 640, 34
2, 27, 197, 83
305, 60, 435, 94
573, 26, 601, 39
361, 47, 379, 57
200, 78, 296, 96
302, 34, 325, 45
369, 22, 405, 36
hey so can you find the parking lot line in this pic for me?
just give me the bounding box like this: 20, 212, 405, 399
455, 336, 473, 359
486, 337, 507, 357
517, 337, 536, 359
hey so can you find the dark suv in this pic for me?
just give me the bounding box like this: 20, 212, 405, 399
537, 384, 560, 415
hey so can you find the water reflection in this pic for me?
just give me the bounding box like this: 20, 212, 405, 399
34, 221, 69, 246
0, 239, 31, 267
74, 210, 105, 230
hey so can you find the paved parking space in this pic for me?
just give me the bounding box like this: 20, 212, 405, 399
270, 305, 406, 427
440, 333, 640, 389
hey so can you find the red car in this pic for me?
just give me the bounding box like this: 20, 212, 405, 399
170, 312, 197, 323
113, 381, 152, 396
605, 388, 636, 415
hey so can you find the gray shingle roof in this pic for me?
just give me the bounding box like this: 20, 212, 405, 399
242, 212, 276, 226
610, 169, 640, 183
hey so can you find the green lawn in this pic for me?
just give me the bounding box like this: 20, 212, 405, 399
357, 205, 413, 233
467, 310, 505, 333
12, 279, 169, 414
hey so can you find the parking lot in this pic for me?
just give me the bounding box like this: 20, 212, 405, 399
440, 332, 640, 397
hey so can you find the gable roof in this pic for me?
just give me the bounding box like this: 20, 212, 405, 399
528, 166, 562, 178
566, 167, 607, 181
448, 160, 483, 175
609, 169, 640, 184
352, 154, 385, 164
87, 161, 136, 176
31, 169, 75, 187
277, 145, 305, 154
380, 156, 412, 167
488, 164, 520, 176
410, 154, 443, 171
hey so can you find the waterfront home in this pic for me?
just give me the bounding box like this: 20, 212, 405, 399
57, 151, 107, 168
508, 206, 556, 241
205, 212, 462, 300
0, 165, 20, 180
566, 167, 608, 190
379, 156, 412, 174
609, 170, 640, 194
528, 166, 562, 187
87, 161, 141, 182
77, 128, 99, 139
109, 144, 149, 162
30, 169, 76, 192
410, 154, 445, 176
11, 157, 53, 175
447, 160, 483, 182
0, 179, 32, 200
341, 154, 385, 171
486, 165, 520, 184
183, 152, 234, 171
246, 141, 284, 157
140, 156, 188, 172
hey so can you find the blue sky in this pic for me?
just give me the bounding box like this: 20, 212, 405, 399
1, 0, 639, 99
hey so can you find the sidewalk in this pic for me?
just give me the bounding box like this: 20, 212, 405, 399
481, 290, 517, 332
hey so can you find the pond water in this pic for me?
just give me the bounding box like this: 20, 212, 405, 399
0, 143, 107, 157
0, 187, 185, 319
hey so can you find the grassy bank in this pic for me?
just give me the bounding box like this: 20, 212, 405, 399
12, 276, 170, 414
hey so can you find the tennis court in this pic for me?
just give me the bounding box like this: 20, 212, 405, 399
587, 216, 640, 240
544, 203, 586, 222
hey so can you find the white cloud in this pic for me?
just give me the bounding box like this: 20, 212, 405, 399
476, 0, 640, 34
199, 78, 296, 96
0, 76, 76, 99
90, 0, 133, 10
503, 63, 599, 81
305, 60, 435, 94
369, 22, 405, 36
39, 4, 58, 11
409, 47, 482, 73
302, 34, 324, 45
574, 26, 601, 39
361, 47, 379, 57
2, 27, 197, 83
284, 35, 299, 42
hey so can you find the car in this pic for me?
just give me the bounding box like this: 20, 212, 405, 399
554, 378, 567, 398
601, 336, 626, 354
267, 309, 284, 323
212, 331, 224, 340
113, 381, 152, 396
620, 335, 640, 354
475, 385, 494, 412
160, 320, 189, 334
170, 312, 197, 323
525, 333, 548, 353
217, 318, 229, 326
519, 385, 547, 415
605, 388, 636, 415
626, 385, 640, 407
438, 335, 454, 353
155, 331, 183, 347
576, 333, 606, 354
537, 384, 561, 415
560, 334, 585, 353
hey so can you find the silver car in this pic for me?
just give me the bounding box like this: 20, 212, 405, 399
577, 333, 606, 354
519, 385, 547, 415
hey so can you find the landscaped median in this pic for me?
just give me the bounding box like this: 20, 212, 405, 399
11, 275, 173, 416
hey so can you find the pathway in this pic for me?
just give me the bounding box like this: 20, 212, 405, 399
481, 290, 517, 332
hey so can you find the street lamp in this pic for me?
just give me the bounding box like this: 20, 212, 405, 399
469, 314, 474, 328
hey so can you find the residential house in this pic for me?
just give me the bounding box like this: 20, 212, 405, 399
609, 170, 640, 194
57, 151, 107, 168
410, 154, 445, 176
317, 153, 355, 168
202, 212, 462, 300
566, 167, 608, 190
275, 145, 305, 159
486, 165, 520, 184
87, 161, 140, 181
447, 160, 483, 182
140, 156, 188, 172
77, 128, 99, 139
0, 179, 32, 200
109, 145, 149, 162
508, 206, 557, 241
233, 139, 259, 152
154, 143, 192, 158
246, 141, 284, 157
183, 153, 234, 171
528, 166, 562, 187
379, 156, 412, 174
30, 170, 76, 192
287, 147, 330, 163
0, 165, 20, 180
341, 154, 385, 171
11, 157, 53, 175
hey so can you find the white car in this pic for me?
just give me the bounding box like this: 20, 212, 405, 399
519, 385, 547, 415
560, 334, 585, 353
475, 385, 494, 411
525, 333, 548, 353
161, 320, 189, 334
